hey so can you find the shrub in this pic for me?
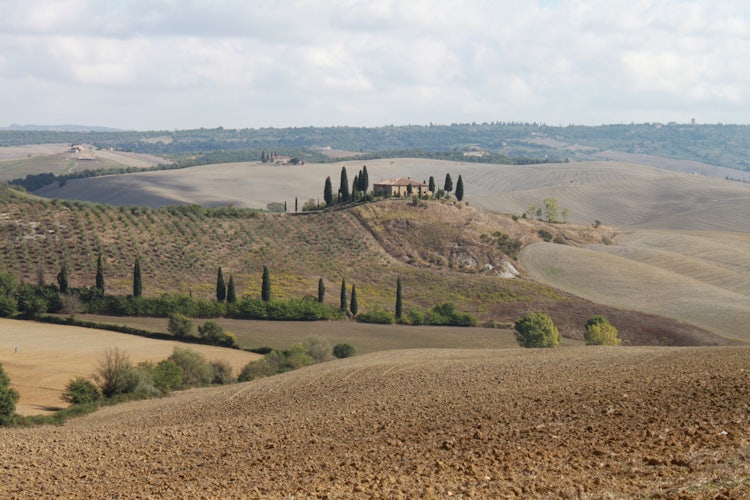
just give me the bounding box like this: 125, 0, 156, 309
357, 307, 394, 324
62, 377, 102, 405
168, 347, 213, 388
94, 347, 140, 398
139, 359, 183, 393
406, 308, 425, 326
538, 229, 553, 242
584, 316, 621, 345
282, 343, 315, 371
168, 313, 194, 338
198, 320, 224, 343
424, 303, 477, 326
238, 351, 285, 382
0, 363, 19, 425
210, 360, 235, 385
302, 335, 333, 363
333, 343, 355, 359
514, 312, 561, 348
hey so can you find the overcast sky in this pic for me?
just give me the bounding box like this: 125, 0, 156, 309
1, 0, 749, 130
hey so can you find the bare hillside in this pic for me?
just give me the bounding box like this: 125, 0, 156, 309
1, 347, 748, 497
521, 233, 750, 343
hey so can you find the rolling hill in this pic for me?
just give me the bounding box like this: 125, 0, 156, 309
14, 156, 750, 344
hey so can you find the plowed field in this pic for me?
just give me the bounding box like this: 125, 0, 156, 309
1, 347, 748, 498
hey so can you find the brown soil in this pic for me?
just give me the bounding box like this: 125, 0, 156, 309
1, 346, 748, 498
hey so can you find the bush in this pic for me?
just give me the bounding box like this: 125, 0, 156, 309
538, 229, 553, 242
94, 347, 140, 398
139, 359, 183, 393
0, 363, 19, 425
514, 312, 561, 348
302, 335, 333, 363
584, 316, 621, 346
210, 360, 235, 385
357, 307, 394, 324
168, 313, 194, 338
424, 303, 477, 326
281, 343, 315, 371
62, 377, 102, 405
333, 343, 356, 359
198, 320, 224, 343
168, 347, 213, 388
406, 309, 425, 326
238, 351, 284, 382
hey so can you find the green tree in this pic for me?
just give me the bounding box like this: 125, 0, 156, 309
95, 253, 105, 296
350, 283, 358, 316
340, 167, 350, 203
216, 267, 226, 302
340, 278, 347, 312
395, 277, 403, 320
57, 262, 69, 294
455, 174, 464, 201
227, 274, 237, 304
428, 176, 436, 194
444, 173, 453, 193
561, 208, 570, 223
584, 316, 621, 345
261, 266, 271, 302
0, 363, 19, 425
317, 278, 325, 303
543, 197, 559, 223
168, 347, 213, 388
324, 176, 333, 206
133, 257, 142, 298
514, 312, 561, 348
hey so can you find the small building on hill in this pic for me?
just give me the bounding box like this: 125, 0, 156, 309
373, 177, 430, 197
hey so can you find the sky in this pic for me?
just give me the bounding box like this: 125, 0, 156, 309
1, 0, 749, 130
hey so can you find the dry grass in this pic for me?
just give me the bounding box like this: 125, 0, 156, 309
0, 318, 260, 415
520, 233, 750, 343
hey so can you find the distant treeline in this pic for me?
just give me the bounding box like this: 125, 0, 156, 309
2, 121, 749, 171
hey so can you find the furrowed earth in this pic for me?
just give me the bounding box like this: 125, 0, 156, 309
0, 347, 748, 498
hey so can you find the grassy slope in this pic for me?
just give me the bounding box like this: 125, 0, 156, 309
0, 185, 721, 346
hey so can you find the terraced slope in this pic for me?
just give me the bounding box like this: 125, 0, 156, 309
1, 347, 748, 497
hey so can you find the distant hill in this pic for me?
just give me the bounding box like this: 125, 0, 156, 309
3, 124, 123, 132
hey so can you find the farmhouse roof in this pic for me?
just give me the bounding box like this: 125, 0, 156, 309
374, 177, 427, 187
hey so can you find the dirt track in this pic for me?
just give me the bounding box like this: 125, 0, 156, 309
1, 346, 748, 498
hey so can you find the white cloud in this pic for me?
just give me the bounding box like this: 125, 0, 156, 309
1, 0, 749, 129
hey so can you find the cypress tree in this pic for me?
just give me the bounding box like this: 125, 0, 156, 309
444, 173, 453, 193
352, 177, 358, 202
324, 176, 333, 206
340, 167, 349, 203
455, 174, 464, 201
261, 266, 271, 302
317, 278, 325, 303
57, 262, 69, 294
395, 277, 403, 320
295, 197, 298, 212
133, 257, 142, 298
428, 176, 436, 194
340, 278, 347, 312
350, 284, 358, 316
95, 253, 105, 296
227, 275, 237, 303
361, 165, 369, 194
216, 267, 226, 302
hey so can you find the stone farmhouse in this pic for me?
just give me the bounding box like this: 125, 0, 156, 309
373, 177, 430, 197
